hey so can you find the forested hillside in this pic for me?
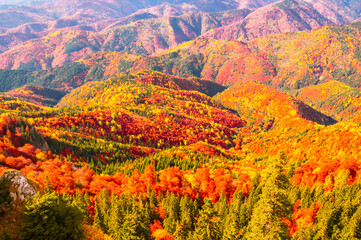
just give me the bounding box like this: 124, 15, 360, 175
2, 0, 361, 240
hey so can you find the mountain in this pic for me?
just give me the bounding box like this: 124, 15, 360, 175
57, 71, 226, 108
4, 22, 361, 93
304, 0, 361, 24
0, 10, 252, 70
3, 0, 361, 239
0, 0, 275, 29
1, 85, 66, 106
214, 81, 337, 127
0, 2, 198, 53
0, 37, 273, 91
203, 0, 333, 42
4, 0, 361, 72
293, 80, 361, 121
249, 22, 361, 90
1, 42, 361, 240
0, 0, 356, 72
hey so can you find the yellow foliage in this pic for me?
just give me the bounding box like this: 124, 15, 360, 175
83, 224, 113, 240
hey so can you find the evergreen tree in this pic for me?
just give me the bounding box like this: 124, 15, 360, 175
93, 198, 106, 231
0, 230, 11, 240
108, 194, 122, 240
163, 193, 181, 234
73, 189, 90, 224
222, 212, 241, 240
341, 204, 361, 239
215, 192, 228, 222
20, 192, 84, 240
99, 189, 111, 233
120, 213, 140, 240
174, 219, 191, 240
245, 153, 292, 240
190, 198, 221, 240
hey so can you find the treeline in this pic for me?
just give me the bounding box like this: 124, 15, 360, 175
12, 154, 361, 240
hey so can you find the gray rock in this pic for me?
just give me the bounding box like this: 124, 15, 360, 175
0, 170, 37, 205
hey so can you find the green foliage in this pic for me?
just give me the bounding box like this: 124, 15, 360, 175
190, 198, 222, 240
20, 192, 85, 240
0, 231, 11, 240
0, 69, 33, 92
64, 38, 98, 54
245, 153, 292, 240
0, 178, 11, 206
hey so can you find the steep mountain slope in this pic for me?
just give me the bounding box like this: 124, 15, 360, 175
0, 10, 251, 70
304, 0, 361, 24
204, 0, 333, 42
1, 85, 66, 107
5, 22, 361, 93
12, 37, 273, 90
214, 81, 336, 128
0, 0, 276, 29
0, 3, 197, 53
293, 80, 361, 121
42, 72, 246, 161
249, 22, 361, 90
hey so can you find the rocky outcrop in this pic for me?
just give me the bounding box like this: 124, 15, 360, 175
0, 170, 37, 207
26, 127, 49, 152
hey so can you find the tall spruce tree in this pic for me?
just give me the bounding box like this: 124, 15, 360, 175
20, 192, 84, 240
190, 198, 221, 240
93, 198, 106, 232
245, 152, 292, 240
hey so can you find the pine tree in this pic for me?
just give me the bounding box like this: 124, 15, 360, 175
120, 213, 140, 240
190, 198, 221, 240
163, 193, 181, 234
93, 198, 106, 232
339, 205, 360, 238
215, 192, 228, 222
73, 189, 90, 224
147, 186, 158, 208
99, 189, 111, 233
245, 153, 292, 240
193, 193, 201, 216
222, 212, 241, 240
108, 194, 122, 240
174, 219, 192, 240
20, 192, 84, 240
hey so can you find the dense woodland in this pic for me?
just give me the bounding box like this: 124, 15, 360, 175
2, 1, 361, 239
0, 69, 360, 239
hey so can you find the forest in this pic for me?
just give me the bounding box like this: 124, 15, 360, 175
0, 70, 360, 239
2, 1, 361, 239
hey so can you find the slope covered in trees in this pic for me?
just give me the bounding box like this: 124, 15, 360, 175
3, 1, 361, 239
0, 9, 252, 70
2, 0, 360, 72
204, 0, 333, 42
294, 80, 361, 121
4, 21, 361, 93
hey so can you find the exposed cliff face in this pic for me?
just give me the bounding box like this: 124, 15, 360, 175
0, 170, 38, 239
0, 170, 37, 207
